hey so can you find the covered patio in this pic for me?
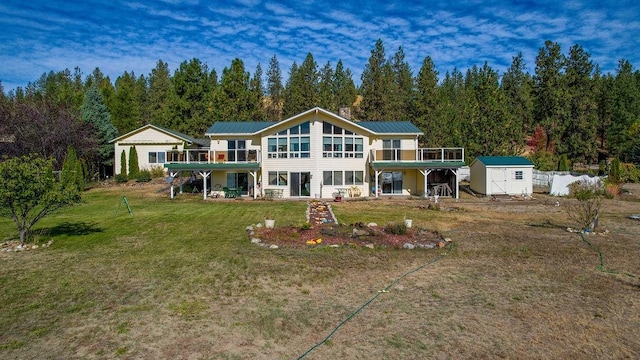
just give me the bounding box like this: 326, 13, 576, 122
163, 163, 260, 200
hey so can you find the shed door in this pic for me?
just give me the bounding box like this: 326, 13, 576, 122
490, 168, 507, 194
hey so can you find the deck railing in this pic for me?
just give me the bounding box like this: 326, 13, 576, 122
166, 149, 260, 164
371, 147, 464, 162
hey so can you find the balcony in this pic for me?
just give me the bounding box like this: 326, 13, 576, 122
371, 148, 465, 162
166, 149, 260, 164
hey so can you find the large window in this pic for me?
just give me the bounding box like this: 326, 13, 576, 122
383, 139, 401, 160
345, 170, 364, 185
322, 122, 363, 158
228, 140, 247, 162
323, 171, 343, 186
148, 151, 166, 164
267, 122, 310, 159
268, 171, 288, 186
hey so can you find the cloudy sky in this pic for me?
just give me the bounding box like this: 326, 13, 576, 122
1, 0, 639, 92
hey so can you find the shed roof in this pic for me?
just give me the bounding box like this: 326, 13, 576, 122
474, 156, 534, 167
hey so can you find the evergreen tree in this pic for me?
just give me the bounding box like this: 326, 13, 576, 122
111, 71, 142, 134
172, 58, 212, 136
359, 39, 392, 120
332, 60, 357, 112
607, 60, 640, 162
501, 52, 534, 135
265, 55, 284, 121
283, 53, 319, 117
389, 46, 414, 120
212, 58, 254, 120
414, 56, 441, 146
438, 69, 467, 148
61, 145, 84, 196
533, 40, 568, 153
81, 85, 117, 179
594, 69, 614, 149
249, 63, 266, 120
148, 60, 177, 128
128, 146, 139, 177
562, 44, 597, 164
318, 61, 335, 110
120, 149, 127, 176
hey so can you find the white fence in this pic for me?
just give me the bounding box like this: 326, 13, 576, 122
532, 170, 570, 187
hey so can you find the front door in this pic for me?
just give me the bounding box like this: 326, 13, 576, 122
290, 172, 311, 197
227, 172, 249, 195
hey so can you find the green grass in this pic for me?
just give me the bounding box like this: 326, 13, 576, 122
1, 184, 639, 359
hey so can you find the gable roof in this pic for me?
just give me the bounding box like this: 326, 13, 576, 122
204, 107, 423, 136
110, 124, 209, 146
474, 156, 534, 167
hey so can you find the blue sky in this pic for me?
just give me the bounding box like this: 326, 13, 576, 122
1, 0, 639, 92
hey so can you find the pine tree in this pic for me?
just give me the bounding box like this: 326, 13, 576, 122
533, 40, 568, 153
501, 52, 534, 135
173, 58, 212, 136
607, 60, 640, 162
332, 60, 357, 112
212, 58, 254, 120
111, 71, 142, 134
283, 53, 319, 117
414, 56, 440, 146
249, 63, 266, 120
359, 39, 392, 120
148, 60, 177, 128
318, 61, 335, 111
389, 46, 414, 120
265, 55, 284, 121
562, 44, 597, 165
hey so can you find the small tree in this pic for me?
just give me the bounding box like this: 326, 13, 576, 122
128, 146, 139, 178
564, 180, 602, 231
0, 154, 81, 243
61, 146, 84, 196
120, 149, 127, 176
558, 154, 570, 171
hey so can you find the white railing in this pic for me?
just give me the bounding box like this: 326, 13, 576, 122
166, 149, 261, 164
371, 148, 464, 162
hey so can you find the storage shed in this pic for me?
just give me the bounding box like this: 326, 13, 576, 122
469, 156, 534, 196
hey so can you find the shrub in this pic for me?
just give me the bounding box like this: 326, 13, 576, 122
115, 174, 128, 183
135, 170, 152, 183
149, 165, 165, 179
565, 180, 602, 230
384, 222, 407, 235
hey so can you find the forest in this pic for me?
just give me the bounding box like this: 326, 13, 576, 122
0, 38, 639, 179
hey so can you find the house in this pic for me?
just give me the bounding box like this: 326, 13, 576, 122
111, 107, 466, 200
110, 124, 210, 177
469, 156, 534, 196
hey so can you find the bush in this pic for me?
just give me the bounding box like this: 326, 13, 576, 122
115, 174, 128, 183
135, 170, 152, 183
384, 222, 407, 235
565, 180, 602, 230
149, 166, 165, 179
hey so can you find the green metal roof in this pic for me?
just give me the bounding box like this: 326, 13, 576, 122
164, 163, 260, 171
205, 122, 276, 135
474, 156, 534, 166
152, 124, 210, 147
358, 121, 422, 134
371, 161, 466, 170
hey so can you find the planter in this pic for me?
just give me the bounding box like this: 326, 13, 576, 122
265, 219, 275, 229
334, 196, 342, 202
404, 219, 413, 228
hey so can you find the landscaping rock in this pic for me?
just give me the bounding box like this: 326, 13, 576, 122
403, 243, 416, 250
251, 238, 262, 244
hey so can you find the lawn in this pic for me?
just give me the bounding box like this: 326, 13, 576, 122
1, 183, 639, 359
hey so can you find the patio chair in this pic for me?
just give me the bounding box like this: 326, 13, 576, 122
223, 186, 232, 198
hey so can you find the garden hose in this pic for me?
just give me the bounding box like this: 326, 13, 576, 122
296, 241, 456, 359
578, 232, 638, 279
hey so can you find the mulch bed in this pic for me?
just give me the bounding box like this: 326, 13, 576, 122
251, 200, 448, 249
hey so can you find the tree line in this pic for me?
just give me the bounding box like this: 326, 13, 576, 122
1, 38, 639, 177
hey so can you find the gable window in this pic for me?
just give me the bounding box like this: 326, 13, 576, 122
148, 151, 166, 164
322, 122, 364, 158
267, 122, 310, 159
514, 171, 524, 180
